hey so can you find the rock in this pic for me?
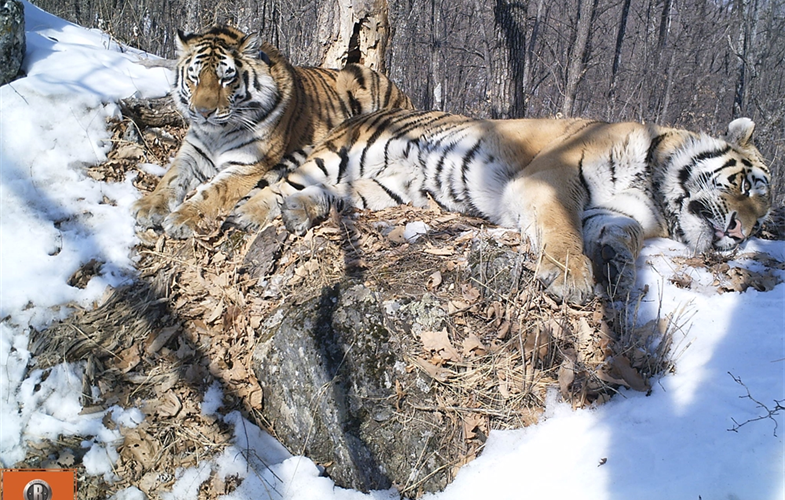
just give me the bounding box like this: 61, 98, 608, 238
0, 0, 25, 86
252, 280, 457, 493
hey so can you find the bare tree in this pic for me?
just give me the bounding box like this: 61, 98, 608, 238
562, 0, 597, 116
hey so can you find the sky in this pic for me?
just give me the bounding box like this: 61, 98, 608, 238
1, 3, 783, 499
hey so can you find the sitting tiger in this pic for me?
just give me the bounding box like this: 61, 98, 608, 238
133, 25, 412, 238
226, 109, 771, 304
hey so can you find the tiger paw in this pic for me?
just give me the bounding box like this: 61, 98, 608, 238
133, 195, 171, 230
280, 189, 332, 236
162, 209, 198, 239
592, 240, 637, 299
537, 254, 594, 305
224, 188, 282, 232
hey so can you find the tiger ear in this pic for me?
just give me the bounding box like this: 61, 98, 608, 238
238, 32, 260, 56
725, 117, 755, 148
175, 29, 191, 56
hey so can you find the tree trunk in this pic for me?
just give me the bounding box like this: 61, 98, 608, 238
562, 0, 596, 117
490, 0, 527, 118
607, 0, 631, 120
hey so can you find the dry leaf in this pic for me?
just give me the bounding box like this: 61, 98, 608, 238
448, 299, 470, 314
116, 345, 141, 373
155, 392, 183, 418
120, 427, 159, 469
719, 267, 780, 293
248, 387, 263, 408
205, 300, 225, 324
558, 348, 577, 398
575, 317, 593, 351
462, 413, 484, 441
420, 329, 462, 363
387, 226, 407, 244
669, 273, 693, 288
423, 243, 455, 256
427, 271, 443, 290
497, 372, 510, 399
611, 355, 650, 392
524, 327, 550, 361
462, 334, 487, 357
412, 356, 452, 382
461, 284, 481, 303
145, 325, 180, 355
114, 143, 145, 159
543, 317, 568, 341
226, 362, 249, 382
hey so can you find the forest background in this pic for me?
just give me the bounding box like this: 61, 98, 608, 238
30, 0, 785, 202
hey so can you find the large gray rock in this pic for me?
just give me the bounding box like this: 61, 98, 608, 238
252, 281, 454, 493
247, 222, 620, 495
0, 0, 25, 85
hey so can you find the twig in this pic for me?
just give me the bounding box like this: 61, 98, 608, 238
727, 371, 784, 437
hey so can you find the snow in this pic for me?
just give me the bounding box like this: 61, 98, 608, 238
1, 3, 783, 499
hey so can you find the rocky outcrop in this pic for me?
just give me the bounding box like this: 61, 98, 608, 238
253, 280, 453, 493
0, 0, 25, 85
246, 222, 623, 495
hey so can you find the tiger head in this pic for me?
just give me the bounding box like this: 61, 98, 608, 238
661, 118, 771, 252
174, 26, 277, 127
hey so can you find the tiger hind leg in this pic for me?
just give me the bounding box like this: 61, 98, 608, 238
280, 178, 414, 235
279, 186, 337, 235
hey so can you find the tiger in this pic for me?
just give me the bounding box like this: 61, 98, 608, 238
133, 25, 412, 239
225, 109, 772, 304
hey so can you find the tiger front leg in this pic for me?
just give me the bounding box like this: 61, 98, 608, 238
509, 173, 595, 305
164, 168, 263, 239
133, 162, 194, 230
582, 211, 644, 299
224, 184, 284, 232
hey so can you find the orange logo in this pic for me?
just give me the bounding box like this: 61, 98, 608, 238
1, 469, 76, 500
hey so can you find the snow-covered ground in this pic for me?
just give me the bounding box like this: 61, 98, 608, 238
1, 3, 783, 499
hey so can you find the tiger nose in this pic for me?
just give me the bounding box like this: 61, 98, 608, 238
725, 213, 745, 240
195, 106, 214, 118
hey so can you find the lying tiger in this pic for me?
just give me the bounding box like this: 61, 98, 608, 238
133, 26, 412, 238
226, 109, 772, 304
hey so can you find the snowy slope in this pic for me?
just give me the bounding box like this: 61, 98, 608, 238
1, 3, 783, 499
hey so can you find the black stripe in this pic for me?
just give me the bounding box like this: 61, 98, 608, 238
391, 112, 450, 142
314, 158, 329, 178
692, 146, 731, 164
224, 160, 258, 167
577, 152, 591, 205
434, 141, 458, 182
232, 136, 265, 150
336, 147, 350, 183
346, 64, 365, 89
188, 143, 216, 169
382, 73, 394, 107
354, 185, 369, 209
286, 178, 305, 190
678, 145, 732, 188
460, 141, 482, 186
373, 179, 404, 205
358, 113, 401, 176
